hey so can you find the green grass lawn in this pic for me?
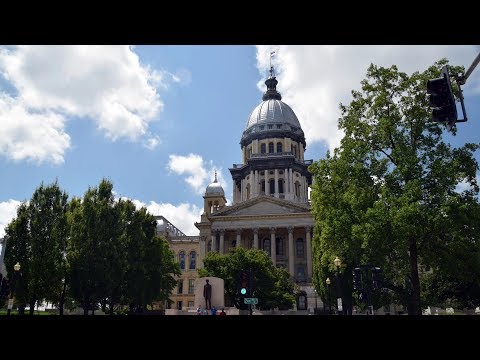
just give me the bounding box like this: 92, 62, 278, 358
0, 309, 53, 315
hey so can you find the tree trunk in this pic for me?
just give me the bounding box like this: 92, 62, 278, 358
29, 297, 36, 315
109, 299, 114, 315
59, 279, 67, 316
408, 237, 422, 315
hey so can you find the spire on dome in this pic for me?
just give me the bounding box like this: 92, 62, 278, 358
262, 51, 282, 101
214, 170, 218, 183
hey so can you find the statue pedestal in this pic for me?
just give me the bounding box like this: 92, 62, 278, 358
194, 277, 224, 310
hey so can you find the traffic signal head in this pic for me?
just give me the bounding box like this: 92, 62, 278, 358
237, 270, 253, 297
372, 267, 382, 290
427, 66, 457, 124
353, 268, 363, 291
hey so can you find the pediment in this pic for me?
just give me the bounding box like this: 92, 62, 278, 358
212, 196, 310, 217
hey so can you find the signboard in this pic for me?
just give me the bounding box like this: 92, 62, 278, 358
337, 298, 343, 312
7, 298, 14, 310
244, 298, 258, 305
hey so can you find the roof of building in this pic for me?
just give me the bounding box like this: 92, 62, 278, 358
205, 171, 225, 196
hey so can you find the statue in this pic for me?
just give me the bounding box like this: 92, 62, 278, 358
203, 279, 212, 310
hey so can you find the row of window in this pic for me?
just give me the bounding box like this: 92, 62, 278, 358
246, 143, 299, 158
177, 278, 195, 295
176, 301, 195, 310
178, 251, 196, 270
208, 237, 306, 257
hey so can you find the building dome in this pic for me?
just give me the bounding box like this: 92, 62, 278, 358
245, 99, 301, 130
240, 68, 305, 148
205, 172, 224, 196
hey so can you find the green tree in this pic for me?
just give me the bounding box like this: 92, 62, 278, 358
310, 59, 480, 315
120, 201, 180, 313
4, 181, 69, 315
68, 179, 121, 315
199, 247, 295, 310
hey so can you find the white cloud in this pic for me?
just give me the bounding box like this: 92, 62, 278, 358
167, 153, 229, 196
0, 199, 21, 238
455, 178, 475, 193
0, 45, 172, 164
127, 199, 202, 236
143, 135, 161, 150
0, 95, 70, 164
255, 45, 480, 152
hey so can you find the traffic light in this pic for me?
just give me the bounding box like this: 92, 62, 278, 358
427, 66, 458, 125
237, 270, 253, 298
352, 267, 363, 291
372, 267, 382, 290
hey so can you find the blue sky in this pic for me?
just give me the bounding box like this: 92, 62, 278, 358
1, 45, 479, 239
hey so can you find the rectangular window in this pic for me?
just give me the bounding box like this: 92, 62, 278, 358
178, 280, 183, 294
188, 301, 194, 308
188, 279, 195, 294
177, 301, 183, 310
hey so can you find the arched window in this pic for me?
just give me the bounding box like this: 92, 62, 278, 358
269, 142, 274, 153
278, 179, 284, 194
276, 237, 284, 256
263, 238, 271, 255
296, 238, 305, 258
207, 241, 212, 253
277, 142, 282, 153
269, 179, 275, 194
189, 251, 197, 270
179, 251, 185, 270
261, 143, 266, 154
295, 181, 301, 197
261, 180, 265, 194
246, 184, 251, 199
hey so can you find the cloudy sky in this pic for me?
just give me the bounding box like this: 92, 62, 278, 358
1, 45, 479, 240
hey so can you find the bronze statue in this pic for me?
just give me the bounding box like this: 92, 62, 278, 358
203, 279, 212, 310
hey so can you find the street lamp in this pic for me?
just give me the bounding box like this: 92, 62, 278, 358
325, 277, 331, 314
7, 262, 21, 316
334, 256, 343, 315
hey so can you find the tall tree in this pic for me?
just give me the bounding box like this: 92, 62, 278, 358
310, 59, 480, 315
5, 181, 69, 315
120, 201, 180, 313
199, 247, 295, 310
68, 179, 122, 315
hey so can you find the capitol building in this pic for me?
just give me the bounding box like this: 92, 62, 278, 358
192, 66, 316, 311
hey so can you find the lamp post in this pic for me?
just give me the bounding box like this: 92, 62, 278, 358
325, 277, 331, 314
7, 262, 21, 316
334, 256, 343, 315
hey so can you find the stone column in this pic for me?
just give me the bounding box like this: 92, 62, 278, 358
253, 228, 259, 249
219, 229, 225, 254
255, 170, 259, 196
211, 232, 217, 252
236, 229, 242, 248
305, 226, 312, 281
285, 167, 288, 196
270, 227, 276, 266
198, 236, 206, 269
274, 169, 279, 197
265, 172, 269, 196
288, 226, 294, 278
289, 169, 294, 200
250, 170, 254, 199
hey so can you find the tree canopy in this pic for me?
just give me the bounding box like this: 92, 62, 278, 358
199, 247, 295, 310
310, 59, 480, 315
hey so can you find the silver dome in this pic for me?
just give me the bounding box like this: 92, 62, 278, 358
245, 99, 301, 130
205, 172, 224, 196
205, 181, 224, 196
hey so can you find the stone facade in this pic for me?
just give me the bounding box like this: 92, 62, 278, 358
154, 216, 201, 311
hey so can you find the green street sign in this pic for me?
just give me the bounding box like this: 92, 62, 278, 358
244, 298, 258, 305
